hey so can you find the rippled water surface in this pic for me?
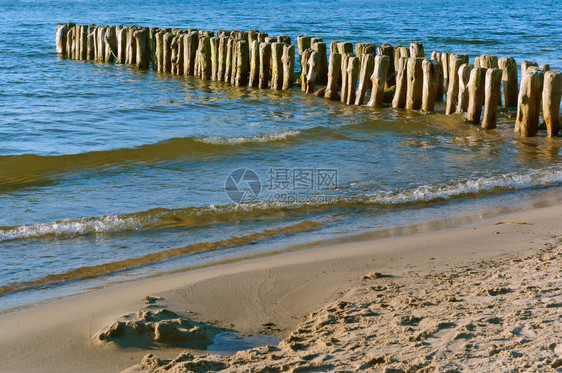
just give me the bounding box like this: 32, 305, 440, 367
0, 0, 561, 312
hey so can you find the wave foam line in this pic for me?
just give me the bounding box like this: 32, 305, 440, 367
196, 130, 301, 145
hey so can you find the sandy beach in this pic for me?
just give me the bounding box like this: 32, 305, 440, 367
0, 203, 560, 372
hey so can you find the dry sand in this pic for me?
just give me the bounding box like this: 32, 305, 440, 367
0, 204, 561, 372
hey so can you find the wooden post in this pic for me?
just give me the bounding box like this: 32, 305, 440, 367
282, 44, 295, 89
343, 56, 360, 105
79, 25, 87, 60
481, 68, 502, 129
445, 54, 464, 114
516, 68, 544, 137
340, 54, 351, 103
312, 40, 327, 85
258, 32, 268, 42
116, 26, 126, 63
431, 51, 444, 101
466, 67, 486, 124
300, 49, 312, 92
406, 57, 424, 110
249, 40, 260, 87
356, 43, 375, 63
377, 43, 395, 88
305, 51, 319, 94
65, 26, 74, 58
457, 63, 473, 113
422, 59, 440, 112
235, 40, 249, 86
367, 55, 390, 107
440, 52, 449, 98
96, 26, 105, 61
224, 38, 234, 82
355, 53, 374, 105
104, 26, 116, 62
210, 37, 219, 80
75, 25, 82, 60
134, 29, 149, 69
217, 36, 228, 81
56, 24, 67, 54
409, 42, 424, 58
297, 35, 311, 72
392, 56, 408, 109
324, 53, 342, 100
86, 25, 95, 60
176, 34, 185, 75
198, 36, 212, 80
394, 45, 406, 72
183, 31, 198, 76
520, 61, 538, 83
498, 57, 518, 107
258, 42, 271, 89
148, 27, 158, 66
337, 42, 353, 54
540, 64, 550, 72
542, 70, 562, 137
277, 35, 291, 44
126, 26, 137, 65
477, 54, 498, 69
270, 42, 284, 90
163, 32, 173, 72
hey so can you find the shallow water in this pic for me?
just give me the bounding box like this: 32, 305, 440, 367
0, 0, 561, 312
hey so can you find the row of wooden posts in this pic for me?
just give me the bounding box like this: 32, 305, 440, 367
56, 23, 561, 137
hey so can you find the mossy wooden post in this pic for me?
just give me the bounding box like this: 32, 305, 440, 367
445, 54, 464, 114
325, 52, 342, 101
133, 29, 149, 69
312, 40, 327, 85
234, 40, 249, 86
542, 71, 562, 137
340, 54, 351, 103
378, 43, 395, 88
305, 50, 319, 94
210, 37, 218, 80
478, 54, 498, 69
481, 68, 502, 129
355, 53, 374, 105
217, 36, 228, 81
337, 42, 353, 54
406, 57, 424, 110
271, 42, 284, 90
175, 34, 185, 75
224, 38, 234, 82
277, 35, 291, 44
297, 35, 311, 72
199, 36, 212, 80
440, 52, 449, 97
104, 26, 116, 62
456, 63, 473, 113
498, 57, 518, 107
258, 42, 271, 89
163, 32, 173, 73
516, 68, 544, 137
367, 55, 390, 107
56, 24, 67, 54
183, 31, 198, 76
466, 67, 486, 124
344, 56, 360, 105
257, 32, 267, 42
249, 40, 260, 87
409, 42, 424, 58
392, 56, 408, 109
431, 51, 444, 101
422, 59, 440, 112
540, 64, 550, 72
282, 44, 295, 90
264, 37, 276, 44
247, 30, 258, 45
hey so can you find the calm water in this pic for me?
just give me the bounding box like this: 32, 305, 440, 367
1, 0, 561, 312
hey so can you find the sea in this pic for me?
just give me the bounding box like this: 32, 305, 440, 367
0, 0, 561, 313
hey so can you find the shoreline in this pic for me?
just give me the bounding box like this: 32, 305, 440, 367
0, 202, 561, 372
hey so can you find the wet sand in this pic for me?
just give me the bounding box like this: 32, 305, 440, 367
0, 204, 560, 372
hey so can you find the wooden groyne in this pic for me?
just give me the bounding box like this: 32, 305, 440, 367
56, 23, 561, 137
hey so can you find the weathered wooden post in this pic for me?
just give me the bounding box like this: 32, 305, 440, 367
148, 27, 158, 66
378, 43, 395, 88
163, 32, 173, 72
86, 25, 96, 60
355, 53, 374, 105
224, 38, 234, 82
312, 40, 327, 85
230, 37, 240, 84
409, 42, 424, 58
520, 61, 538, 83
56, 24, 68, 54
75, 25, 82, 60
540, 64, 550, 72
248, 40, 260, 87
116, 26, 126, 64
542, 70, 562, 137
235, 40, 249, 86
340, 53, 351, 103
305, 50, 319, 94
134, 28, 149, 69
126, 26, 137, 65
270, 42, 284, 90
176, 33, 185, 75
297, 35, 311, 72
248, 30, 258, 46
258, 42, 271, 89
265, 37, 277, 44
217, 30, 230, 37
199, 36, 212, 80
422, 59, 440, 112
277, 35, 291, 44
440, 52, 449, 97
498, 56, 518, 107
300, 49, 312, 92
445, 54, 467, 114
337, 42, 353, 54
258, 32, 268, 42
431, 51, 444, 101
466, 67, 486, 124
392, 56, 408, 109
481, 68, 502, 129
210, 37, 219, 80
516, 68, 544, 137
344, 56, 360, 105
356, 43, 375, 63
65, 26, 74, 58
79, 25, 88, 60
282, 44, 295, 89
457, 63, 473, 113
406, 57, 424, 110
325, 52, 342, 100
394, 45, 405, 71
183, 31, 198, 76
96, 26, 105, 61
217, 36, 228, 81
367, 55, 390, 107
476, 54, 498, 69
154, 31, 163, 71
104, 26, 116, 62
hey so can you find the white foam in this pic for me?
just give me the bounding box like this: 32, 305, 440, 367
196, 130, 301, 145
